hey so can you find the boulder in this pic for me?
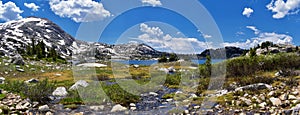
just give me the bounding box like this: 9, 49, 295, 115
149, 92, 158, 96
25, 78, 39, 83
11, 54, 25, 65
129, 103, 136, 107
52, 87, 68, 97
291, 91, 299, 95
279, 94, 288, 101
268, 91, 275, 97
189, 93, 198, 98
240, 97, 252, 106
130, 107, 137, 111
259, 102, 267, 108
133, 65, 139, 68
168, 66, 176, 73
54, 73, 62, 76
111, 104, 127, 112
235, 83, 272, 92
16, 69, 25, 72
90, 105, 104, 111
270, 97, 282, 106
288, 95, 297, 100
38, 105, 50, 112
69, 80, 89, 90
45, 112, 54, 115
0, 77, 5, 84
275, 71, 281, 77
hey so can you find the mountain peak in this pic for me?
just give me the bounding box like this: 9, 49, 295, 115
0, 17, 75, 57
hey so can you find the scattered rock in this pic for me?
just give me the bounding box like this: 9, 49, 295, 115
133, 65, 139, 68
111, 104, 127, 112
275, 71, 281, 77
291, 91, 299, 95
166, 99, 173, 102
130, 107, 137, 111
45, 111, 53, 115
130, 103, 136, 107
74, 112, 84, 115
240, 97, 252, 106
0, 77, 5, 84
38, 105, 50, 112
11, 54, 25, 65
270, 97, 282, 106
189, 94, 198, 98
54, 73, 62, 76
167, 66, 176, 74
175, 91, 183, 94
30, 68, 36, 71
52, 87, 68, 97
149, 92, 158, 96
25, 78, 39, 83
16, 69, 25, 72
268, 91, 275, 97
235, 83, 272, 91
69, 80, 89, 90
259, 102, 267, 108
288, 95, 297, 100
90, 105, 104, 111
279, 94, 288, 100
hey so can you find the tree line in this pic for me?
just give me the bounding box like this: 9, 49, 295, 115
24, 37, 60, 61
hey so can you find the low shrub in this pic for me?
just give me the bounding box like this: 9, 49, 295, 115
102, 83, 140, 105
1, 79, 55, 104
196, 78, 210, 95
23, 79, 55, 104
164, 74, 181, 87
226, 53, 300, 77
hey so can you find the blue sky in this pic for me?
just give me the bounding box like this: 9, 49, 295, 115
0, 0, 300, 53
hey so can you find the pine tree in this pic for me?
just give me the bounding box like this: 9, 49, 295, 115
249, 48, 257, 57
36, 45, 43, 59
26, 46, 31, 55
205, 55, 212, 77
169, 53, 178, 62
37, 41, 46, 58
49, 48, 57, 61
158, 54, 168, 63
31, 37, 36, 55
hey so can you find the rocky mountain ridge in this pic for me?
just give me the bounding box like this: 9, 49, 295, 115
0, 17, 163, 60
2, 17, 294, 61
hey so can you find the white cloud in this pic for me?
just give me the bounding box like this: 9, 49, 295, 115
140, 23, 164, 37
0, 1, 23, 21
242, 7, 254, 18
49, 0, 111, 22
246, 26, 260, 35
202, 34, 212, 39
141, 0, 162, 7
197, 30, 213, 39
266, 0, 300, 19
224, 26, 293, 49
136, 23, 210, 54
24, 3, 40, 12
236, 31, 245, 36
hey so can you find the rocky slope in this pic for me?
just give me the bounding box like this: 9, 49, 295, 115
0, 17, 164, 61
0, 17, 76, 58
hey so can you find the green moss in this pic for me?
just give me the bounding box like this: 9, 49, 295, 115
167, 108, 184, 114
162, 93, 175, 99
0, 94, 6, 100
64, 104, 78, 110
